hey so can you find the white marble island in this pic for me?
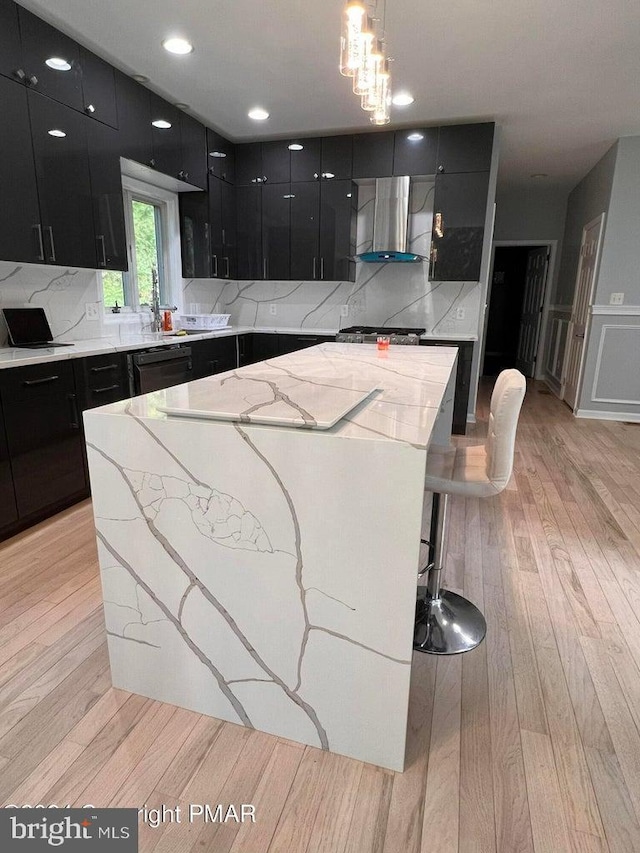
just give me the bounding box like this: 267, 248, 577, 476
84, 343, 457, 771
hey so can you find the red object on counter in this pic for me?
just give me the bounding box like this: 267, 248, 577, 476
162, 310, 173, 332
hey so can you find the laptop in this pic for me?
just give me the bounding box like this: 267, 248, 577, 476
2, 307, 74, 349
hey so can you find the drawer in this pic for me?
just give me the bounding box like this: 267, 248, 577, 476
0, 360, 76, 403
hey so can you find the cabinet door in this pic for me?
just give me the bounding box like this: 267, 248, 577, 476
191, 337, 237, 379
290, 138, 321, 182
180, 191, 210, 278
0, 77, 43, 264
29, 91, 97, 269
17, 8, 83, 110
0, 0, 22, 81
79, 48, 118, 128
251, 333, 280, 362
290, 182, 320, 281
1, 362, 86, 519
87, 119, 127, 271
208, 175, 224, 278
207, 129, 235, 183
431, 172, 489, 281
262, 184, 290, 280
235, 143, 263, 185
436, 123, 494, 173
393, 127, 438, 176
262, 140, 291, 184
0, 396, 18, 531
320, 179, 356, 281
321, 135, 352, 180
221, 181, 237, 279
236, 185, 262, 280
150, 95, 181, 178
179, 113, 207, 189
114, 71, 152, 166
352, 131, 394, 178
74, 352, 129, 410
278, 333, 333, 354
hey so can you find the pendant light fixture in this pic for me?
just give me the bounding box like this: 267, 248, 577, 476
340, 1, 366, 77
339, 1, 393, 125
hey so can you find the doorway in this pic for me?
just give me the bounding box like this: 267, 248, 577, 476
483, 244, 551, 378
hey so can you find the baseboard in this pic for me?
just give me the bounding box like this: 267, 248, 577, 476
543, 376, 563, 398
575, 408, 640, 423
466, 413, 476, 424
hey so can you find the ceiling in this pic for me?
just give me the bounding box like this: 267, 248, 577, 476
19, 0, 640, 191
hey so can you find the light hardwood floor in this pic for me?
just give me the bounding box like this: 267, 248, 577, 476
2, 380, 640, 852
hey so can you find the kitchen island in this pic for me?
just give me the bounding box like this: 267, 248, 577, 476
83, 342, 457, 771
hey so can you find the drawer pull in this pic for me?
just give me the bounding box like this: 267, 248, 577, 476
91, 384, 121, 394
23, 374, 59, 387
90, 363, 118, 373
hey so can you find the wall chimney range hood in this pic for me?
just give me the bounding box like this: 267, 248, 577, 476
356, 176, 427, 263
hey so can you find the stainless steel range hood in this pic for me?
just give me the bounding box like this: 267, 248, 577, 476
356, 175, 426, 263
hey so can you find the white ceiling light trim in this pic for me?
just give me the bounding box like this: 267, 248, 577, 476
392, 91, 414, 106
162, 37, 193, 55
152, 119, 172, 128
248, 107, 269, 121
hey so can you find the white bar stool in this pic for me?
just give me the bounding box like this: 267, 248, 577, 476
414, 369, 526, 655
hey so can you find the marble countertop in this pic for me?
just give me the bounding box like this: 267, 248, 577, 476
88, 342, 459, 449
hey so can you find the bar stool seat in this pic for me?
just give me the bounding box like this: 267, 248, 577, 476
414, 369, 526, 655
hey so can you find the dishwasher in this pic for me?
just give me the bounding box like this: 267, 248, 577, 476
128, 345, 193, 395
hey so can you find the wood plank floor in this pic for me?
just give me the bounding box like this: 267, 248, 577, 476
2, 380, 640, 852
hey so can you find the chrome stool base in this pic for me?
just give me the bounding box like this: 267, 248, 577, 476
413, 588, 487, 655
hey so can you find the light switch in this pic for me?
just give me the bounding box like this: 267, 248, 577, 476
610, 292, 624, 305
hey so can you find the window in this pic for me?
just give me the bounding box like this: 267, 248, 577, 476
101, 178, 180, 311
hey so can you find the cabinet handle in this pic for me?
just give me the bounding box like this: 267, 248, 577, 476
23, 374, 59, 387
263, 258, 268, 279
212, 254, 218, 277
312, 257, 317, 280
149, 158, 156, 168
224, 257, 230, 278
44, 226, 56, 262
26, 74, 38, 87
90, 363, 118, 373
97, 235, 107, 267
67, 393, 80, 429
14, 68, 26, 81
33, 224, 45, 261
91, 384, 121, 394
438, 164, 445, 173
320, 257, 325, 280
207, 359, 219, 373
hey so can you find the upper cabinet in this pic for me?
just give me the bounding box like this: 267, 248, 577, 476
352, 131, 395, 178
17, 8, 83, 111
290, 138, 321, 183
262, 141, 291, 184
321, 135, 352, 180
180, 191, 210, 279
87, 119, 128, 271
430, 172, 490, 281
79, 48, 118, 128
0, 0, 21, 81
207, 129, 235, 183
179, 114, 207, 189
393, 127, 438, 176
436, 122, 494, 173
149, 95, 181, 177
235, 143, 263, 185
114, 71, 153, 166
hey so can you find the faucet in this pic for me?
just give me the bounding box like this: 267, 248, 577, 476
151, 266, 162, 332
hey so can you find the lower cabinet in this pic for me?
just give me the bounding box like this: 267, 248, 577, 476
0, 396, 18, 531
278, 333, 334, 354
0, 361, 87, 522
420, 339, 474, 434
239, 332, 334, 365
190, 336, 237, 380
73, 352, 130, 410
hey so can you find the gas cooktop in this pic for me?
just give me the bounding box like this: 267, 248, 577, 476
336, 326, 425, 345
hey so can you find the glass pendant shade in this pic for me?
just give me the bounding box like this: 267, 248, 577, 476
339, 1, 366, 77
370, 64, 391, 124
352, 20, 376, 95
362, 54, 388, 110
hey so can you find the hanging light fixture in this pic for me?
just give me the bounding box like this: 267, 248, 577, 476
369, 60, 391, 124
340, 1, 393, 121
340, 1, 367, 77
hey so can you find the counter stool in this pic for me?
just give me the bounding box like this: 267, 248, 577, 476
414, 369, 526, 655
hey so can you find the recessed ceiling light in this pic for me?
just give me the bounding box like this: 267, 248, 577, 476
288, 143, 304, 151
152, 119, 172, 129
248, 107, 269, 121
530, 173, 549, 178
407, 132, 424, 142
209, 151, 227, 158
175, 103, 189, 110
47, 129, 66, 137
45, 57, 71, 71
392, 92, 414, 106
132, 74, 149, 83
162, 37, 194, 55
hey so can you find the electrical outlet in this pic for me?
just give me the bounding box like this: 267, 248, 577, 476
340, 304, 349, 317
269, 303, 277, 316
610, 292, 624, 305
456, 307, 466, 320
85, 302, 99, 320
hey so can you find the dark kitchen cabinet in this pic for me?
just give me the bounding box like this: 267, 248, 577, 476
320, 179, 356, 281
74, 352, 129, 410
207, 129, 235, 183
179, 113, 207, 188
321, 135, 352, 180
278, 333, 333, 354
114, 71, 152, 166
29, 90, 97, 269
250, 333, 281, 363
420, 339, 474, 434
79, 48, 118, 128
190, 336, 237, 379
235, 143, 263, 186
87, 119, 128, 271
262, 184, 290, 280
150, 95, 181, 178
0, 0, 21, 81
262, 141, 291, 184
430, 172, 490, 281
352, 131, 395, 179
290, 138, 321, 183
393, 127, 438, 176
436, 122, 494, 174
236, 185, 262, 280
290, 182, 320, 281
0, 77, 42, 264
17, 8, 83, 111
0, 361, 87, 520
220, 182, 237, 279
209, 176, 236, 279
0, 396, 18, 531
180, 191, 210, 278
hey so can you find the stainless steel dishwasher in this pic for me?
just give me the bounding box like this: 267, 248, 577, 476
127, 345, 193, 395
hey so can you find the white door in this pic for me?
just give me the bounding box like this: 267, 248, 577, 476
516, 245, 549, 377
563, 214, 605, 409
